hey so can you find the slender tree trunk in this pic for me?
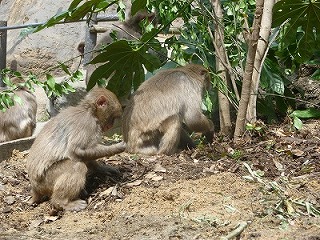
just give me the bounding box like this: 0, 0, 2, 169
234, 0, 264, 141
247, 0, 275, 122
211, 0, 232, 136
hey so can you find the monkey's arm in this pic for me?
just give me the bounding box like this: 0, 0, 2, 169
74, 142, 126, 160
185, 111, 214, 133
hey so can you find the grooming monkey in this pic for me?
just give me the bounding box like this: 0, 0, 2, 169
27, 87, 125, 211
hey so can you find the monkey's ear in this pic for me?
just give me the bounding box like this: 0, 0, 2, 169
200, 70, 207, 76
96, 95, 108, 107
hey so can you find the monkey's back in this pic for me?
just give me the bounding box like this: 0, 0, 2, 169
123, 68, 203, 138
0, 90, 37, 142
27, 105, 101, 180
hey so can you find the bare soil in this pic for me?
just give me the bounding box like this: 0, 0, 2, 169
0, 121, 320, 240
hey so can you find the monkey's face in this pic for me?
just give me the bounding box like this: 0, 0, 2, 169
97, 103, 122, 132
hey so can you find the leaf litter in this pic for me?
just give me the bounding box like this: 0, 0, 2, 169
0, 120, 319, 239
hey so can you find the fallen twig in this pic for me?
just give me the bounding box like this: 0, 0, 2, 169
220, 221, 248, 240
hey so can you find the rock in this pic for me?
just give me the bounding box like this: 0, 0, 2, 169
2, 206, 11, 213
4, 195, 15, 205
0, 0, 119, 75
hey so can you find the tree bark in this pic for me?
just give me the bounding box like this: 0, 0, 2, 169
211, 0, 232, 136
234, 0, 264, 141
247, 0, 275, 122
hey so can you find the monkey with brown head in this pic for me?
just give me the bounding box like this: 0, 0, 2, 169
27, 87, 125, 212
78, 10, 157, 84
122, 64, 214, 155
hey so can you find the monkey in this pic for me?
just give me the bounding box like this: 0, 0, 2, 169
0, 77, 37, 142
26, 87, 126, 212
122, 64, 214, 155
78, 10, 157, 84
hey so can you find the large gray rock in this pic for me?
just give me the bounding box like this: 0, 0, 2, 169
0, 0, 86, 75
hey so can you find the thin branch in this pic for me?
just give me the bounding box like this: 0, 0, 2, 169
204, 4, 240, 101
220, 221, 248, 240
207, 26, 240, 101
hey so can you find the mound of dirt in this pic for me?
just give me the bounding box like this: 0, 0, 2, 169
0, 121, 319, 239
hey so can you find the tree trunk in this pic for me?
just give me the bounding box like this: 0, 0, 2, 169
211, 0, 232, 136
247, 0, 275, 122
234, 0, 264, 141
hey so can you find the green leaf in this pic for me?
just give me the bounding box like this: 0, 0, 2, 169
87, 40, 161, 97
46, 74, 56, 90
68, 0, 83, 10
311, 69, 320, 80
71, 70, 84, 81
204, 92, 213, 113
58, 62, 71, 75
131, 0, 147, 16
2, 93, 14, 108
260, 58, 285, 94
290, 108, 320, 119
273, 0, 320, 61
63, 82, 76, 93
293, 116, 303, 130
13, 95, 22, 105
32, 0, 118, 32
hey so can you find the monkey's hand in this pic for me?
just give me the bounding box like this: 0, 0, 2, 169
88, 161, 121, 180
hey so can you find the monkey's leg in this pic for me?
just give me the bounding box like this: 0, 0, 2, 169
50, 161, 88, 212
28, 187, 47, 205
158, 116, 181, 155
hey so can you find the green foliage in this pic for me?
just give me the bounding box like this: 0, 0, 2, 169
131, 0, 147, 15
291, 108, 320, 119
290, 108, 320, 129
260, 58, 285, 95
11, 0, 320, 126
88, 40, 161, 97
0, 67, 82, 111
273, 0, 320, 63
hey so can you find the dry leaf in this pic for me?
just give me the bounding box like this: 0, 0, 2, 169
111, 186, 118, 196
126, 180, 143, 187
273, 160, 284, 171
154, 163, 166, 173
99, 187, 114, 197
151, 175, 163, 181
291, 149, 305, 157
44, 216, 59, 222
273, 128, 291, 137
29, 219, 43, 229
145, 172, 157, 179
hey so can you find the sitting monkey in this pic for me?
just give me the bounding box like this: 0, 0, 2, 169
0, 77, 37, 142
27, 87, 125, 211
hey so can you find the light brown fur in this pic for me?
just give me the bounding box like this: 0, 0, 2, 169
122, 64, 214, 155
79, 10, 155, 84
26, 87, 125, 211
0, 78, 37, 142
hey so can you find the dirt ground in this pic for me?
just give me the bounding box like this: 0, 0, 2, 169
0, 120, 319, 240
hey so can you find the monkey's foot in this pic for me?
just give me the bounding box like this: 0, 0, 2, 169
64, 199, 87, 212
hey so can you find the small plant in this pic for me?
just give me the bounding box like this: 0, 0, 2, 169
289, 108, 320, 130
245, 121, 266, 137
